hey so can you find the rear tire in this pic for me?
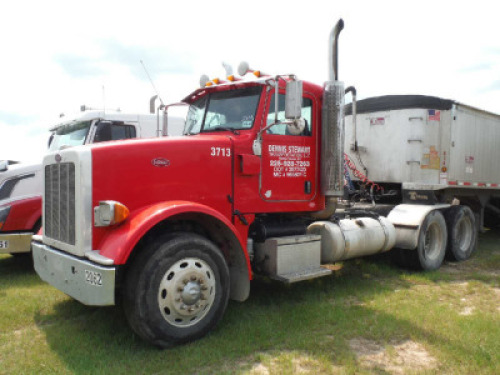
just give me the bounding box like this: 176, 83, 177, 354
415, 210, 447, 271
123, 233, 230, 348
444, 205, 477, 261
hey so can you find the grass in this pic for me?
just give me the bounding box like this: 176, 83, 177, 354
0, 231, 499, 374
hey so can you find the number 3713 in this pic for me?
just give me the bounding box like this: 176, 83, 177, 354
211, 147, 231, 157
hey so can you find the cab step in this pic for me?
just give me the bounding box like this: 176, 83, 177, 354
272, 267, 332, 284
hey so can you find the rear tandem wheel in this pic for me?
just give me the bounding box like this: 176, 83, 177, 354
444, 205, 477, 261
415, 210, 448, 271
392, 210, 448, 271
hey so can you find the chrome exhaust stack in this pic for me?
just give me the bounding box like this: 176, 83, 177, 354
329, 19, 344, 82
320, 19, 345, 198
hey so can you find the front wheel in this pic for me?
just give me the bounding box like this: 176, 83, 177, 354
123, 233, 230, 348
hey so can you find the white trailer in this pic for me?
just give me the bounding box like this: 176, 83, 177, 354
343, 95, 500, 265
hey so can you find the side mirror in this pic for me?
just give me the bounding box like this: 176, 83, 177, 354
0, 160, 8, 172
285, 80, 303, 119
94, 121, 113, 143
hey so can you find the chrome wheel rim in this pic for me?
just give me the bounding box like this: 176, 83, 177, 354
424, 222, 443, 260
157, 258, 216, 327
456, 216, 472, 252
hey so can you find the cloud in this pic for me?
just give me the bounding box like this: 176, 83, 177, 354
460, 62, 492, 73
101, 40, 195, 76
483, 80, 500, 92
55, 40, 195, 81
55, 55, 108, 77
0, 121, 48, 162
486, 47, 500, 55
0, 111, 37, 126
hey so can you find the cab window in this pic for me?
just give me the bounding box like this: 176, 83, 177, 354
110, 124, 136, 140
267, 94, 312, 136
185, 86, 261, 134
94, 122, 137, 143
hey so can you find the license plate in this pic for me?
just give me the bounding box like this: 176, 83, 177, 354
85, 270, 102, 286
0, 240, 8, 249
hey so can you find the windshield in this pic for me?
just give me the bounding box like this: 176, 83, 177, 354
184, 86, 261, 135
48, 121, 92, 151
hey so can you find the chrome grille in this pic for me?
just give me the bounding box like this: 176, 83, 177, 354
45, 163, 76, 245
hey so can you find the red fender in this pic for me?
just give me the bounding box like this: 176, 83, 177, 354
97, 200, 251, 275
2, 196, 42, 232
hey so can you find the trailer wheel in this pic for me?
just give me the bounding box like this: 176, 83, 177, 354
415, 210, 447, 271
123, 233, 230, 348
444, 205, 477, 261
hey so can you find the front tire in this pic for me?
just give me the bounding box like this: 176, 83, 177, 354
444, 205, 477, 261
123, 233, 230, 348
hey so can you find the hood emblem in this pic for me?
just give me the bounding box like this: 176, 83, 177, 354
151, 158, 170, 167
55, 154, 62, 163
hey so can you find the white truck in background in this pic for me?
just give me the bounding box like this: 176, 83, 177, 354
0, 106, 185, 255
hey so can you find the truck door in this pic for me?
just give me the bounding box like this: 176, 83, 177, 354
260, 92, 317, 201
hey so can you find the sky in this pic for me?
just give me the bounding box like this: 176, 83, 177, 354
1, 0, 499, 162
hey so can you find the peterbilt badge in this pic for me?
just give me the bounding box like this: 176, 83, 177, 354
55, 154, 62, 163
151, 158, 170, 167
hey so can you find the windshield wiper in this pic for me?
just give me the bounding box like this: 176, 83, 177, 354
203, 126, 240, 135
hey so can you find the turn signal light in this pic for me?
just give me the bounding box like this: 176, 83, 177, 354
94, 201, 129, 227
113, 203, 130, 224
441, 166, 447, 172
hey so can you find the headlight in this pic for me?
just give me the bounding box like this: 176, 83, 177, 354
0, 205, 11, 231
94, 201, 129, 227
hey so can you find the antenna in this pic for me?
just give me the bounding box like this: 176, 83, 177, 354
140, 60, 164, 106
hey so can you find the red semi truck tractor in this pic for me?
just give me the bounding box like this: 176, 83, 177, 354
32, 20, 478, 347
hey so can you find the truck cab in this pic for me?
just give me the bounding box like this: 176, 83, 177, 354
31, 64, 351, 346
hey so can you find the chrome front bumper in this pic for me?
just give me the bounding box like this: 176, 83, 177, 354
0, 232, 33, 254
32, 241, 116, 306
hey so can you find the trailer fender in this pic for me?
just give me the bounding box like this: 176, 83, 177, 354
96, 200, 251, 301
387, 204, 450, 250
